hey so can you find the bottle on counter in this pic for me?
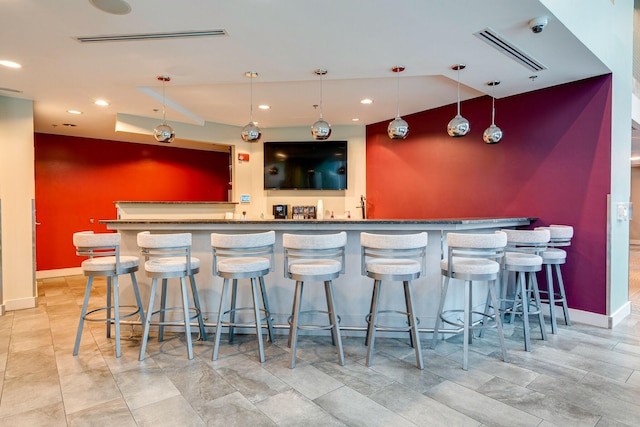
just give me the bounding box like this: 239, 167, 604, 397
317, 199, 324, 220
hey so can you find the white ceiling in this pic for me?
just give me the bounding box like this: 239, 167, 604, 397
0, 0, 610, 146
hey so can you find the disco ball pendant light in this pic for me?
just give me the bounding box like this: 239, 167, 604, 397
311, 68, 331, 140
483, 80, 503, 144
387, 65, 409, 140
241, 71, 261, 143
153, 75, 175, 143
447, 64, 470, 137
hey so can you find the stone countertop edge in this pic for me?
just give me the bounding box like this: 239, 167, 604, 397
101, 217, 537, 225
114, 201, 238, 204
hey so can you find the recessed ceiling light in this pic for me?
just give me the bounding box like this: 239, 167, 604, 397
89, 0, 131, 15
62, 123, 77, 127
352, 118, 360, 122
0, 60, 22, 69
258, 105, 270, 110
94, 100, 109, 106
360, 98, 373, 105
67, 110, 83, 115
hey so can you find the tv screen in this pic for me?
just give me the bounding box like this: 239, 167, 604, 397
264, 141, 347, 190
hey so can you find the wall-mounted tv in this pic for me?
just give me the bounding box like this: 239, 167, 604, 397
264, 141, 347, 190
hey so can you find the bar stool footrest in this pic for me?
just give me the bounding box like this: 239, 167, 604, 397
83, 305, 141, 323
439, 309, 497, 331
288, 310, 341, 331
365, 310, 420, 333
147, 307, 201, 326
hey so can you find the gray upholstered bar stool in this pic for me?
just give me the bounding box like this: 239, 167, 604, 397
211, 231, 276, 363
73, 231, 145, 358
360, 232, 427, 370
498, 228, 550, 351
432, 231, 508, 370
283, 232, 346, 369
137, 232, 207, 361
535, 224, 573, 334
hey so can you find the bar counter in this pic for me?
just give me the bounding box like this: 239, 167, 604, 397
103, 217, 535, 335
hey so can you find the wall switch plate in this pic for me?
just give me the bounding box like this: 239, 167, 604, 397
617, 202, 633, 221
240, 194, 250, 203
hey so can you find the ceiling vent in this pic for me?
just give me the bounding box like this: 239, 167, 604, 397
474, 28, 547, 72
75, 29, 228, 43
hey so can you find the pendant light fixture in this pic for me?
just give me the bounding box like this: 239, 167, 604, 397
387, 65, 409, 140
153, 75, 175, 143
311, 68, 331, 140
447, 64, 470, 137
483, 80, 503, 144
241, 71, 261, 143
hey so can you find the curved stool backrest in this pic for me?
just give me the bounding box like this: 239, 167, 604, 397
136, 231, 205, 361
360, 232, 428, 369
73, 231, 131, 275
282, 231, 347, 368
360, 232, 427, 278
210, 231, 276, 363
434, 230, 508, 370
444, 231, 507, 280
283, 232, 347, 279
72, 231, 143, 358
137, 231, 197, 275
533, 224, 573, 333
211, 231, 275, 276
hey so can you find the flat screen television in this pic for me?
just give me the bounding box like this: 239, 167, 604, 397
264, 141, 347, 190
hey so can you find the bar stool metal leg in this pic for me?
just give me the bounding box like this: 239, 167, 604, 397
289, 280, 304, 369
325, 280, 345, 366
212, 277, 230, 361
250, 277, 265, 363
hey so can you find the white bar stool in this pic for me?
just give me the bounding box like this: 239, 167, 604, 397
283, 232, 346, 369
360, 232, 428, 369
499, 228, 549, 351
431, 231, 508, 370
73, 231, 145, 358
137, 232, 207, 361
535, 224, 573, 333
211, 231, 276, 363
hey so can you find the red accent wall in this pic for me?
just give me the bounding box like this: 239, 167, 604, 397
366, 75, 612, 315
35, 134, 230, 270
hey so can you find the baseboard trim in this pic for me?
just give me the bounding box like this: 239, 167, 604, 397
36, 267, 82, 279
609, 301, 632, 328
541, 303, 631, 329
5, 296, 37, 311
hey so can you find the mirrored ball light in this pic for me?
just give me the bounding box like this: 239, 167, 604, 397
241, 122, 262, 143
388, 117, 409, 140
153, 123, 175, 143
483, 124, 503, 144
447, 114, 470, 137
311, 118, 332, 140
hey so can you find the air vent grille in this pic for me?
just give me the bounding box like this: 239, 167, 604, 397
75, 29, 228, 43
474, 28, 547, 72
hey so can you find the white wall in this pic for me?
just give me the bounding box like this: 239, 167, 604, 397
0, 96, 36, 312
115, 114, 367, 221
542, 0, 633, 319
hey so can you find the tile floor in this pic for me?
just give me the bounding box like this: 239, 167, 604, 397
1, 258, 640, 426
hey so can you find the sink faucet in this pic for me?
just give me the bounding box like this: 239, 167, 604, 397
356, 195, 366, 219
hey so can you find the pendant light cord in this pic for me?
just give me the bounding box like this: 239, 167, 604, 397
396, 66, 401, 118
161, 77, 167, 125
249, 72, 254, 123
456, 66, 461, 116
319, 71, 324, 120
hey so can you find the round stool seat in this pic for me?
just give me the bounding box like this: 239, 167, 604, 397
541, 248, 566, 263
217, 256, 270, 273
81, 255, 139, 272
288, 259, 341, 276
505, 252, 542, 267
440, 257, 500, 275
366, 258, 420, 276
144, 256, 201, 273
